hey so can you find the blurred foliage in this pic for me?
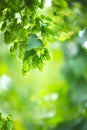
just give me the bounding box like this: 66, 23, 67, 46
0, 0, 87, 130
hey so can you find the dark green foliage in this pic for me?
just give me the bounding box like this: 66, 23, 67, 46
25, 0, 39, 10
54, 118, 87, 130
39, 0, 45, 9
4, 31, 11, 44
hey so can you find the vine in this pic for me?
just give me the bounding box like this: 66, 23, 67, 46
0, 0, 52, 75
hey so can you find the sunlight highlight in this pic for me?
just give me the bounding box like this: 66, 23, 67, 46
83, 41, 87, 49
45, 0, 52, 7
0, 75, 12, 90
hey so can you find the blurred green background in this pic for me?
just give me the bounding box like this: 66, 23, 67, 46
0, 0, 87, 130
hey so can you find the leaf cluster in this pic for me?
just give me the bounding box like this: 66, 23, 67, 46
0, 0, 53, 75
0, 113, 13, 130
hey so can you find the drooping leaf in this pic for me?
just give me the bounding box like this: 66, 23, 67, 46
39, 0, 45, 9
4, 31, 11, 44
27, 33, 43, 51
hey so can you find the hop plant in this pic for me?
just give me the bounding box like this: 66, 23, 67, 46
0, 113, 13, 130
22, 33, 51, 75
0, 0, 52, 75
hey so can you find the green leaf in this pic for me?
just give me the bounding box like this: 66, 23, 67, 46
39, 0, 45, 9
27, 33, 43, 51
4, 31, 11, 44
